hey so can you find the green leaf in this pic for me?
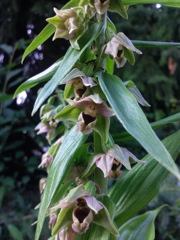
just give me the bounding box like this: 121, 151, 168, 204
109, 130, 180, 226
35, 126, 87, 240
62, 0, 80, 9
7, 224, 23, 240
60, 68, 85, 85
77, 224, 110, 240
150, 112, 180, 129
122, 0, 180, 7
113, 112, 180, 142
124, 48, 135, 65
98, 72, 180, 180
52, 206, 74, 235
133, 40, 180, 48
54, 105, 81, 122
14, 59, 62, 97
119, 206, 166, 240
109, 0, 128, 19
0, 93, 13, 102
93, 205, 119, 236
22, 23, 55, 63
94, 115, 110, 143
32, 22, 103, 115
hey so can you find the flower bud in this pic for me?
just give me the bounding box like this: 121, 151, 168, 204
39, 152, 53, 168
49, 214, 57, 229
94, 0, 110, 15
39, 178, 47, 194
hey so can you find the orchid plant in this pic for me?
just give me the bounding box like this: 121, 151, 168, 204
14, 1, 180, 240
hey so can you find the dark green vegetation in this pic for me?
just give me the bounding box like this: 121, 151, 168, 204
0, 1, 179, 239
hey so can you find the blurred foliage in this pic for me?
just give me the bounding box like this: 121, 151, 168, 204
0, 1, 179, 239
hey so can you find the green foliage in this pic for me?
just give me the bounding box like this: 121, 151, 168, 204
17, 1, 180, 239
119, 206, 166, 240
109, 130, 180, 226
1, 0, 180, 239
35, 127, 87, 240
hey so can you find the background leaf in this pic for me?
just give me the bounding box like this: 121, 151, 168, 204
133, 40, 180, 48
122, 0, 180, 7
119, 206, 166, 240
35, 126, 87, 240
109, 130, 180, 227
7, 224, 23, 240
22, 23, 55, 62
113, 112, 180, 141
14, 59, 62, 97
98, 72, 180, 180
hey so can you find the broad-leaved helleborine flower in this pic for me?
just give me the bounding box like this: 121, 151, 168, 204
105, 32, 142, 68
94, 0, 110, 15
56, 227, 77, 240
92, 144, 144, 178
46, 7, 81, 41
68, 94, 114, 134
50, 185, 103, 234
39, 178, 47, 194
66, 75, 97, 100
39, 152, 53, 168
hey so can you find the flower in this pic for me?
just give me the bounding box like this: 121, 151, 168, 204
50, 185, 103, 234
56, 227, 77, 240
105, 32, 142, 68
50, 185, 119, 237
39, 152, 53, 168
91, 144, 144, 178
94, 0, 110, 15
66, 75, 97, 100
49, 214, 57, 229
39, 178, 47, 193
68, 94, 114, 134
47, 8, 81, 41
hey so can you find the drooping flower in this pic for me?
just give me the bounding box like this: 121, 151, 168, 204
66, 75, 97, 100
47, 8, 81, 41
94, 0, 110, 15
68, 94, 114, 134
50, 185, 118, 237
85, 144, 144, 179
46, 6, 95, 49
39, 152, 53, 168
50, 185, 103, 234
105, 32, 142, 68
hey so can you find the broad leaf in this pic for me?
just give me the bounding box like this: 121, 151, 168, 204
109, 130, 180, 226
98, 72, 180, 180
122, 0, 180, 7
32, 23, 103, 115
119, 206, 166, 240
35, 126, 87, 240
14, 59, 62, 97
113, 112, 180, 142
22, 23, 55, 62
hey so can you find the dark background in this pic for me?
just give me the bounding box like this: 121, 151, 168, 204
0, 1, 179, 239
